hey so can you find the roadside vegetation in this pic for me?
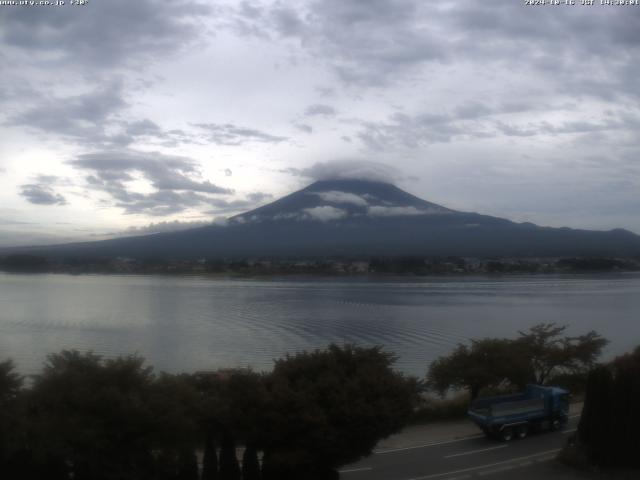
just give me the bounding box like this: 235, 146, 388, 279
425, 323, 607, 402
561, 346, 640, 471
0, 345, 418, 480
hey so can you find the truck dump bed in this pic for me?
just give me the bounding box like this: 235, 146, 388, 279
480, 397, 545, 417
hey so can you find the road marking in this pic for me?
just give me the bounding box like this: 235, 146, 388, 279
444, 444, 508, 459
338, 467, 373, 474
478, 465, 515, 476
536, 456, 556, 462
406, 448, 561, 480
375, 435, 485, 454
562, 428, 577, 435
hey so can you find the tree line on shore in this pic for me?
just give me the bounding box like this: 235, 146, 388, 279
2, 253, 639, 275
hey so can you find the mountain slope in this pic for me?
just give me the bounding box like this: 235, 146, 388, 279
10, 179, 640, 259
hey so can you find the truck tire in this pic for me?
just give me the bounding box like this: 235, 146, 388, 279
517, 425, 528, 439
501, 428, 514, 442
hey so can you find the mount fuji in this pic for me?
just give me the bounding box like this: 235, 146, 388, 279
12, 179, 640, 259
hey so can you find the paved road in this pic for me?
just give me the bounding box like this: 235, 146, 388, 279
339, 416, 580, 480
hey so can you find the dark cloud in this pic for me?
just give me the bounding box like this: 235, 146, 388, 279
230, 1, 445, 85
494, 122, 538, 138
205, 200, 255, 215
114, 191, 212, 217
9, 81, 128, 146
118, 121, 205, 148
69, 150, 233, 215
295, 160, 403, 183
454, 102, 493, 120
357, 110, 488, 150
0, 0, 213, 68
71, 151, 232, 195
271, 4, 306, 37
121, 220, 215, 236
20, 184, 67, 206
231, 1, 640, 99
295, 123, 313, 133
124, 119, 163, 138
304, 104, 337, 116
192, 123, 288, 145
1, 1, 218, 153
6, 82, 204, 149
33, 175, 63, 185
205, 191, 274, 215
246, 192, 273, 203
357, 105, 640, 150
494, 114, 640, 139
0, 218, 34, 226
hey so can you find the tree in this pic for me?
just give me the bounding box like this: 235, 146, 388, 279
194, 369, 268, 445
427, 339, 527, 400
0, 360, 24, 474
427, 324, 608, 399
577, 366, 614, 465
202, 432, 219, 480
260, 344, 419, 478
177, 449, 199, 480
219, 430, 241, 480
28, 351, 162, 479
0, 360, 22, 404
242, 444, 261, 480
24, 350, 202, 480
576, 346, 640, 468
1, 254, 49, 272
516, 323, 608, 385
608, 346, 640, 467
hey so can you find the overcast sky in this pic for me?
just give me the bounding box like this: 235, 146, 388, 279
1, 0, 639, 246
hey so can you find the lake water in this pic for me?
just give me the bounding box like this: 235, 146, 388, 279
1, 272, 639, 377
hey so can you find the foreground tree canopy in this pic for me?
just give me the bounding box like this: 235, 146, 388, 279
260, 345, 418, 479
0, 344, 419, 480
427, 323, 608, 399
575, 346, 640, 468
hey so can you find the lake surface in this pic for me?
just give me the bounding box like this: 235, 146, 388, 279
1, 272, 639, 376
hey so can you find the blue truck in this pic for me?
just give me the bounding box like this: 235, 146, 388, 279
467, 385, 569, 441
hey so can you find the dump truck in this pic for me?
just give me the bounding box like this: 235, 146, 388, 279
467, 385, 569, 441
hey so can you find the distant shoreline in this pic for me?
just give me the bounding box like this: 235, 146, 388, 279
1, 253, 639, 278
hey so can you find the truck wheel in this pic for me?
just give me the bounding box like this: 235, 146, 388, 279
501, 428, 514, 442
550, 419, 561, 431
517, 425, 528, 439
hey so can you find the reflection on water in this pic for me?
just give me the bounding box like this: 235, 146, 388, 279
1, 272, 639, 376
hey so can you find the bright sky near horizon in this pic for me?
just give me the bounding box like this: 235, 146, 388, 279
1, 0, 639, 246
